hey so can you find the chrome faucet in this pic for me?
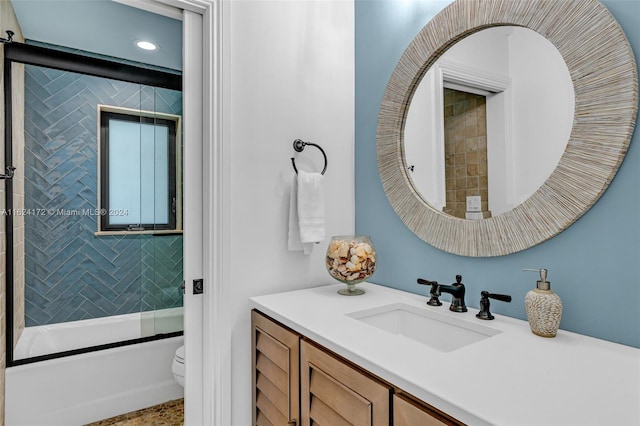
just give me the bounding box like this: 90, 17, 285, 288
417, 274, 467, 312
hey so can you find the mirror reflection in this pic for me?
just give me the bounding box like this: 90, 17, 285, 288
404, 26, 574, 219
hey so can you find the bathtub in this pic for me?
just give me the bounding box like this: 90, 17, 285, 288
5, 309, 184, 425
13, 307, 184, 359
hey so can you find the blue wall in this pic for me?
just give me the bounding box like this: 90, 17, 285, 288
355, 0, 640, 348
23, 63, 183, 326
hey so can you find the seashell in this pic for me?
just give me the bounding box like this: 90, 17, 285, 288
337, 242, 349, 258
328, 241, 340, 253
345, 261, 356, 271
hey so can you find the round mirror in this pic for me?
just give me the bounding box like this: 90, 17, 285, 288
377, 0, 637, 257
404, 26, 574, 219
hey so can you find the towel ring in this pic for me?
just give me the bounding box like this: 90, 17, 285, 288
290, 139, 327, 175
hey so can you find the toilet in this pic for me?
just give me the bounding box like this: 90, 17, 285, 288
172, 345, 185, 387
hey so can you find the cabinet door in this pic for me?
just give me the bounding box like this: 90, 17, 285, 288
252, 310, 300, 426
393, 393, 464, 426
300, 340, 390, 426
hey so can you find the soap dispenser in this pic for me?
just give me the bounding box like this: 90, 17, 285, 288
522, 269, 563, 338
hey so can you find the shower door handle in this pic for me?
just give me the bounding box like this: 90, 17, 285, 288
0, 166, 16, 180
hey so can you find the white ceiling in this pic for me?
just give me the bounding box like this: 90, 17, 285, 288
10, 0, 183, 71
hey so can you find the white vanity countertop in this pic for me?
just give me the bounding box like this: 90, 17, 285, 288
250, 283, 640, 426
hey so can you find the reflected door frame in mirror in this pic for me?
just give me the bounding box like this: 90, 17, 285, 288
405, 56, 513, 215
377, 0, 638, 257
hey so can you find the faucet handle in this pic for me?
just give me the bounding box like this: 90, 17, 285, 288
417, 278, 437, 286
485, 292, 512, 303
417, 278, 442, 306
476, 290, 512, 320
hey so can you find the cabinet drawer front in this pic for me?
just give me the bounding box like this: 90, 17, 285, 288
301, 340, 390, 426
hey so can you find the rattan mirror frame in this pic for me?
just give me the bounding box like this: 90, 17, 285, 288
377, 0, 638, 257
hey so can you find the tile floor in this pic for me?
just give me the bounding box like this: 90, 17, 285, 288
85, 398, 184, 426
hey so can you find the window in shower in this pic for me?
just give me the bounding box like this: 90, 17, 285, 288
4, 42, 184, 366
98, 107, 181, 232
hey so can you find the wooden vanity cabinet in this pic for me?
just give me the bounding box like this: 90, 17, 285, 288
252, 310, 300, 426
252, 310, 464, 426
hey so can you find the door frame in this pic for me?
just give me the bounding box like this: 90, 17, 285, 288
125, 0, 230, 424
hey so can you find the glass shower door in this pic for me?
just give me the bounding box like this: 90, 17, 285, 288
138, 84, 184, 338
5, 43, 183, 364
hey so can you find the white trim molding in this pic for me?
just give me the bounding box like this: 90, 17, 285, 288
437, 58, 510, 94
199, 0, 233, 425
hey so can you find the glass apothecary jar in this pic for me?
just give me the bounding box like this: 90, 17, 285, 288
325, 235, 376, 296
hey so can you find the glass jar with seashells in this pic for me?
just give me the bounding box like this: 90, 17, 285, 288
326, 235, 376, 295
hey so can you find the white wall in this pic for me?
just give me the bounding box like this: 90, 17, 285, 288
226, 2, 355, 424
445, 26, 510, 72
508, 28, 574, 205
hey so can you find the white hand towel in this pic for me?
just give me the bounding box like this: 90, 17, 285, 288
288, 176, 313, 254
297, 170, 325, 244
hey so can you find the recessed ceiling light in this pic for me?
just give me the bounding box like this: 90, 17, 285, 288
136, 41, 157, 51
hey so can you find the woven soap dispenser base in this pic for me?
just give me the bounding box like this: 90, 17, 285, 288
525, 288, 563, 338
523, 268, 563, 338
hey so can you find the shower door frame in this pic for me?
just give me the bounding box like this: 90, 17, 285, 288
2, 42, 184, 362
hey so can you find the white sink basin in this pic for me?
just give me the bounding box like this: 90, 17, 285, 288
347, 303, 501, 352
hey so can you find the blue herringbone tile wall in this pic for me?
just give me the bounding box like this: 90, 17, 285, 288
23, 64, 183, 326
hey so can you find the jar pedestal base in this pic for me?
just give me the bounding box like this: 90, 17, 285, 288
337, 283, 364, 296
